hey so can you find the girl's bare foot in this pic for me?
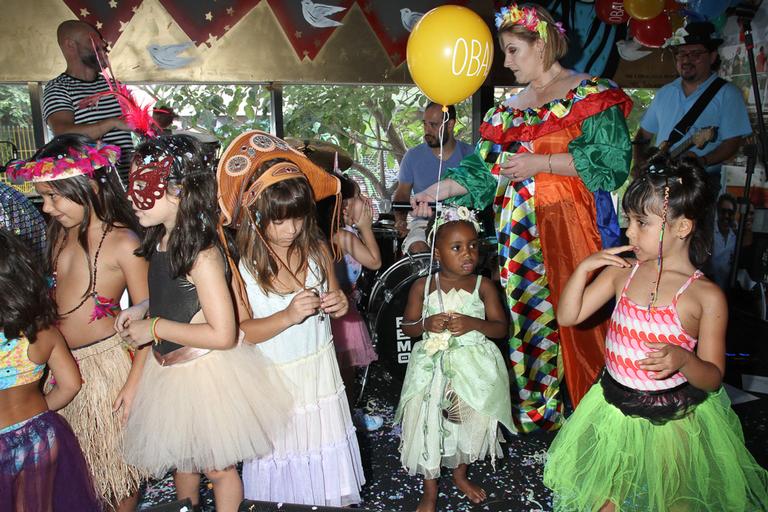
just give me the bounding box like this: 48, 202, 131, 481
452, 465, 486, 504
416, 478, 438, 512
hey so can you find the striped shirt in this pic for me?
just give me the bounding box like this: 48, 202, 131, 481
42, 73, 134, 175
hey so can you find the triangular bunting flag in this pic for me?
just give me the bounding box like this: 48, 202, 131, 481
158, 0, 262, 47
357, 0, 470, 66
266, 0, 355, 60
62, 0, 143, 47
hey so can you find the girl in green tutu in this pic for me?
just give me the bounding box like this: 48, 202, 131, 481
395, 206, 513, 512
545, 154, 768, 511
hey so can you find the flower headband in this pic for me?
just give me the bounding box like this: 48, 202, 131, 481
428, 205, 481, 243
494, 4, 565, 41
6, 144, 121, 183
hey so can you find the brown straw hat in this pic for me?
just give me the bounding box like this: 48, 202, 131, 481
217, 130, 341, 229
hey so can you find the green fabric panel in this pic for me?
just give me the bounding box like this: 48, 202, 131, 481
441, 151, 497, 209
568, 105, 632, 192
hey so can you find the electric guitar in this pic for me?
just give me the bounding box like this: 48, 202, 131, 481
659, 126, 719, 160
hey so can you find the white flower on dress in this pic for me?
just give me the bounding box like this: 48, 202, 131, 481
423, 330, 451, 356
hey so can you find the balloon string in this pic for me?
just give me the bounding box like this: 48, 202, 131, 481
423, 107, 450, 321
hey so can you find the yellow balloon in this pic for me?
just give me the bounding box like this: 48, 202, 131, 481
407, 6, 493, 106
624, 0, 665, 21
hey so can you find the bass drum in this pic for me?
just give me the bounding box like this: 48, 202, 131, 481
355, 224, 400, 315
366, 253, 437, 382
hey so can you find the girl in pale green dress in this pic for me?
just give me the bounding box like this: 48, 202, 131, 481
395, 207, 513, 512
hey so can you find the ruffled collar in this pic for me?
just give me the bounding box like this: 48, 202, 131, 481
479, 77, 632, 144
497, 77, 620, 127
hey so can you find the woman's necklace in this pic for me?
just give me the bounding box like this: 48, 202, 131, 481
52, 226, 111, 317
531, 67, 564, 91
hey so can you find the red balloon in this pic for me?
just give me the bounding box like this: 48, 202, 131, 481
629, 13, 672, 48
665, 0, 682, 12
595, 0, 630, 25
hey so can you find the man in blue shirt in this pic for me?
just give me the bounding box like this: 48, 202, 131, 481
634, 22, 752, 195
392, 101, 473, 253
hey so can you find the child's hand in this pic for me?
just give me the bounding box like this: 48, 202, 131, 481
114, 302, 148, 334
120, 318, 154, 349
112, 382, 138, 426
286, 289, 322, 325
447, 312, 476, 337
424, 313, 451, 333
354, 196, 374, 228
321, 289, 348, 319
578, 245, 633, 273
638, 342, 694, 380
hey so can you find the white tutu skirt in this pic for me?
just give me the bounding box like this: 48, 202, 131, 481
123, 343, 291, 477
243, 340, 365, 507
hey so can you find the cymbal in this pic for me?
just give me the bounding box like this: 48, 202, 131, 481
285, 137, 354, 172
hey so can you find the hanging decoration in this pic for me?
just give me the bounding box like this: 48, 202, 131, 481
595, 0, 630, 25
267, 0, 354, 60
158, 0, 262, 47
624, 0, 665, 21
358, 0, 469, 66
629, 12, 672, 48
62, 0, 143, 47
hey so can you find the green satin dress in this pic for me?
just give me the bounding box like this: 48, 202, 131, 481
395, 274, 513, 479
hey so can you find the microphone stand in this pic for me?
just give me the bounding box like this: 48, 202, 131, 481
727, 7, 768, 289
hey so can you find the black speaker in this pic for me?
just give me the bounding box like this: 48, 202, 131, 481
143, 499, 194, 512
238, 500, 380, 512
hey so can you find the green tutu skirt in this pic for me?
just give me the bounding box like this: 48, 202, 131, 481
544, 383, 768, 511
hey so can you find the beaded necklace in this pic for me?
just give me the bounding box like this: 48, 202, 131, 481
52, 226, 119, 320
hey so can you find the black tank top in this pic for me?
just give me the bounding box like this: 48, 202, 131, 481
148, 250, 201, 355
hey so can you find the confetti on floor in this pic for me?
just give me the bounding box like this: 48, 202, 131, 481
139, 362, 768, 511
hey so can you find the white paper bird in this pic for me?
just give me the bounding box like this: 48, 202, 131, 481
616, 38, 652, 62
147, 42, 195, 69
301, 0, 346, 28
400, 8, 425, 32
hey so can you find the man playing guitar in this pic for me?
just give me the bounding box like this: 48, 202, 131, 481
633, 21, 751, 198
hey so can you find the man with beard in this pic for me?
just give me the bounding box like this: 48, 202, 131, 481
43, 21, 134, 185
392, 102, 473, 253
633, 22, 751, 198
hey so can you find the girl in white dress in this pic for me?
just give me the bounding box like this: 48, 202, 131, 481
216, 130, 366, 507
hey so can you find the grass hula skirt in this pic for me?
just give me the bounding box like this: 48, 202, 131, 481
544, 382, 768, 511
44, 333, 145, 505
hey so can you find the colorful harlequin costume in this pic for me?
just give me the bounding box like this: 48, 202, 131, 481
443, 78, 632, 431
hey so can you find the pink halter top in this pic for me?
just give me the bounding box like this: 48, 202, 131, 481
605, 263, 703, 391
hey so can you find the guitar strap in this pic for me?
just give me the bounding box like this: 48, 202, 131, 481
666, 77, 726, 148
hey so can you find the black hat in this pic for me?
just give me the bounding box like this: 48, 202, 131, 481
667, 22, 723, 50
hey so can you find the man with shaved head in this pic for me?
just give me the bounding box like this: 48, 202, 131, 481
43, 20, 134, 185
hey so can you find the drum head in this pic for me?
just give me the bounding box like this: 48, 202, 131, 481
367, 253, 437, 382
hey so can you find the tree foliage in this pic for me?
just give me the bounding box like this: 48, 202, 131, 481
138, 83, 472, 200
0, 85, 32, 125
137, 84, 272, 148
